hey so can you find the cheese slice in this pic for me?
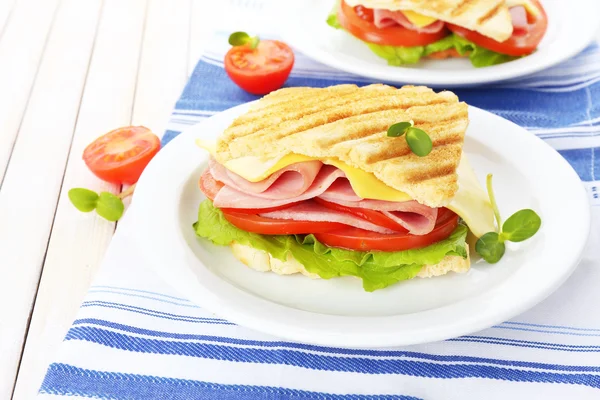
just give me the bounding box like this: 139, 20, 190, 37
196, 139, 495, 237
401, 10, 438, 28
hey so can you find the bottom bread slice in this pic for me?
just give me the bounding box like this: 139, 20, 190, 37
230, 241, 470, 280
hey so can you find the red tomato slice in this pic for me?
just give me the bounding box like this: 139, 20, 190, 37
313, 198, 409, 232
448, 1, 547, 56
83, 126, 160, 185
338, 1, 449, 47
224, 40, 294, 95
315, 209, 459, 252
221, 211, 347, 235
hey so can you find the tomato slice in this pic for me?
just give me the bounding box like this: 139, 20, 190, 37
83, 126, 160, 185
222, 211, 348, 235
448, 1, 547, 56
224, 40, 294, 95
313, 198, 409, 232
338, 0, 449, 47
315, 209, 459, 252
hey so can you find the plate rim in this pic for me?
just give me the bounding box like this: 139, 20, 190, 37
132, 102, 591, 348
278, 0, 600, 87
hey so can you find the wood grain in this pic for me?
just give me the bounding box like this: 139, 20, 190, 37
0, 0, 102, 397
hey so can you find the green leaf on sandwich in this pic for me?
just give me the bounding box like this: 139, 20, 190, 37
194, 200, 468, 292
326, 11, 519, 68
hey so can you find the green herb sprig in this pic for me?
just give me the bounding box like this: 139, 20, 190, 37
475, 174, 541, 263
387, 121, 433, 157
228, 31, 260, 49
68, 184, 135, 222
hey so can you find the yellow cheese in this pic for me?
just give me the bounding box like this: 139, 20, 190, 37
196, 139, 495, 237
401, 10, 438, 28
506, 0, 540, 17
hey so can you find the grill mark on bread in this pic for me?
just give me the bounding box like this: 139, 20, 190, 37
225, 89, 419, 140
478, 2, 503, 24
224, 93, 454, 154
451, 0, 474, 16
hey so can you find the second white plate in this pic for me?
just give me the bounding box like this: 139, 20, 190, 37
132, 102, 590, 348
279, 0, 600, 87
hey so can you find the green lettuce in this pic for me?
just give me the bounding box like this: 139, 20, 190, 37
194, 200, 468, 292
327, 11, 518, 68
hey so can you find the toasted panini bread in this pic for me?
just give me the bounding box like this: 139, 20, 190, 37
215, 84, 469, 208
344, 0, 514, 42
231, 242, 471, 279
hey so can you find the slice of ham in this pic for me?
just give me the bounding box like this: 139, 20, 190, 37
213, 165, 346, 209
260, 200, 395, 234
318, 179, 437, 234
510, 6, 528, 32
209, 158, 323, 199
373, 9, 445, 33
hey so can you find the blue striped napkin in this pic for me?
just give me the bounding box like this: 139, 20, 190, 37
39, 4, 600, 399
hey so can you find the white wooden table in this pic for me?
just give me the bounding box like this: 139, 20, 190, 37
1, 1, 598, 398
0, 0, 216, 398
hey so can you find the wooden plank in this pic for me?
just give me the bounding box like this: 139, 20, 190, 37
0, 0, 102, 398
12, 0, 193, 396
0, 0, 16, 40
131, 0, 192, 133
0, 0, 59, 185
10, 1, 148, 398
187, 0, 217, 76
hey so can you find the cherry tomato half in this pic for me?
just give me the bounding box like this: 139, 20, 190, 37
224, 40, 294, 95
83, 126, 160, 185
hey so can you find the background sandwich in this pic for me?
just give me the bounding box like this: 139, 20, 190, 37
194, 84, 495, 291
327, 0, 548, 67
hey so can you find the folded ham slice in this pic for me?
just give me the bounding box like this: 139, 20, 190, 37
213, 165, 346, 209
318, 179, 437, 235
373, 9, 445, 33
260, 200, 395, 234
209, 158, 323, 199
202, 159, 439, 235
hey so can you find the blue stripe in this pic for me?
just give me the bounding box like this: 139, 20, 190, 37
91, 285, 192, 302
495, 325, 600, 337
79, 302, 231, 325
87, 289, 200, 308
64, 323, 600, 375
40, 363, 421, 400
502, 322, 600, 332
449, 338, 600, 352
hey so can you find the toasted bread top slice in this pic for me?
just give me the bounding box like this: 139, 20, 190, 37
344, 0, 513, 42
215, 84, 469, 207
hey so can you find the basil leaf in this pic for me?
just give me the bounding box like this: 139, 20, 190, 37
501, 209, 542, 242
475, 232, 506, 264
406, 127, 432, 157
229, 31, 251, 46
95, 192, 124, 222
387, 121, 412, 137
68, 188, 99, 212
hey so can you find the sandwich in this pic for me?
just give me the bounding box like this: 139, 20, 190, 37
194, 84, 495, 292
327, 0, 548, 67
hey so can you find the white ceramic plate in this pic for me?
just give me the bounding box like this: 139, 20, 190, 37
279, 0, 600, 87
132, 103, 590, 348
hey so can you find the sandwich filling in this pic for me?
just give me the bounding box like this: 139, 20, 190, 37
327, 0, 547, 67
193, 84, 494, 291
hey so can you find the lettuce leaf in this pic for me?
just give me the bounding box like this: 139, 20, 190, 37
326, 11, 518, 68
194, 200, 468, 292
